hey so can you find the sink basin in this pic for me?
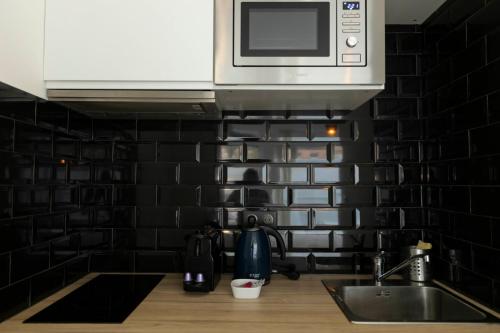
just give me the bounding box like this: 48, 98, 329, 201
323, 280, 499, 324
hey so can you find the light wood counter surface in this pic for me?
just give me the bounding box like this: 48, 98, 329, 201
1, 273, 498, 333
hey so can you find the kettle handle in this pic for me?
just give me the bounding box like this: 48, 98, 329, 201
260, 225, 286, 261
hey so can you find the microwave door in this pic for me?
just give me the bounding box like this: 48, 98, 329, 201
234, 0, 337, 67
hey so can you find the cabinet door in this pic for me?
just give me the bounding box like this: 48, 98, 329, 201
0, 0, 46, 99
45, 0, 213, 87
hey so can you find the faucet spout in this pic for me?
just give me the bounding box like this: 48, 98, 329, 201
373, 253, 430, 282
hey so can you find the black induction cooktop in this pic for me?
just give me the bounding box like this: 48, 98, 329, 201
24, 274, 164, 324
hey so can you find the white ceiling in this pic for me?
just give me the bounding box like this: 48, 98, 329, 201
385, 0, 447, 24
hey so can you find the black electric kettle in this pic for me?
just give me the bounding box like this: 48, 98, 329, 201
233, 214, 286, 284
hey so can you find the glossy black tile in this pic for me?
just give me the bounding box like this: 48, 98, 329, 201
267, 165, 308, 185
11, 244, 49, 282
179, 207, 220, 228
276, 209, 309, 228
398, 33, 423, 54
114, 142, 155, 162
313, 208, 354, 228
135, 251, 178, 272
157, 185, 198, 207
246, 186, 287, 207
0, 152, 33, 185
14, 123, 52, 156
68, 111, 92, 139
268, 122, 308, 141
375, 98, 419, 119
0, 101, 35, 123
225, 121, 266, 141
68, 162, 91, 184
180, 164, 221, 185
202, 186, 242, 207
80, 186, 112, 206
25, 274, 164, 323
288, 143, 328, 163
53, 135, 79, 159
35, 158, 66, 185
470, 123, 500, 157
467, 0, 500, 44
489, 90, 500, 123
51, 235, 79, 265
90, 251, 133, 272
312, 165, 354, 184
0, 218, 32, 253
469, 58, 500, 99
225, 164, 263, 184
93, 119, 136, 141
13, 186, 50, 216
355, 165, 398, 185
0, 253, 9, 288
137, 120, 178, 141
290, 187, 329, 207
158, 143, 197, 162
333, 230, 375, 251
386, 55, 417, 75
115, 185, 156, 207
137, 163, 176, 185
136, 207, 177, 228
180, 120, 220, 142
334, 187, 375, 207
290, 230, 331, 251
81, 142, 112, 161
377, 186, 421, 207
310, 122, 353, 141
247, 142, 286, 163
68, 209, 92, 229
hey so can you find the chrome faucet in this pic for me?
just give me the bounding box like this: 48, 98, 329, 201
373, 251, 430, 282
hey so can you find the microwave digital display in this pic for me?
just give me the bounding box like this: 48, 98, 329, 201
343, 2, 360, 10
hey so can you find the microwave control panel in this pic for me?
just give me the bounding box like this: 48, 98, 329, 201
337, 0, 366, 66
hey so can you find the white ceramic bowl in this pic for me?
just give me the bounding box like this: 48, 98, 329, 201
230, 279, 262, 299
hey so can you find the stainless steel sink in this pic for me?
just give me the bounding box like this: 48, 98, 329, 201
323, 280, 500, 324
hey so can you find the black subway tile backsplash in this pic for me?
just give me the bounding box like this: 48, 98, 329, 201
1, 11, 499, 320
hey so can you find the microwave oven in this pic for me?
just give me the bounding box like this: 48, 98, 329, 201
215, 0, 385, 86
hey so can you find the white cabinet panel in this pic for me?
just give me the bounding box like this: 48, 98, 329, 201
0, 0, 46, 99
45, 0, 213, 85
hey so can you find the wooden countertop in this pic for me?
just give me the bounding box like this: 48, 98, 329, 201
1, 273, 498, 333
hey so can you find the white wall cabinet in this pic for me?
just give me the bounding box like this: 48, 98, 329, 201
44, 0, 214, 90
0, 0, 46, 99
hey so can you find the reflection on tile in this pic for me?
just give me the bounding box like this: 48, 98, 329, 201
13, 186, 50, 216
313, 208, 354, 228
81, 142, 113, 161
333, 230, 376, 251
202, 186, 242, 207
247, 143, 286, 162
68, 162, 91, 184
290, 230, 331, 250
223, 208, 243, 227
331, 143, 373, 163
246, 187, 287, 207
225, 165, 264, 184
53, 186, 79, 211
310, 122, 354, 141
334, 187, 375, 207
115, 142, 156, 161
267, 165, 308, 184
313, 166, 354, 184
0, 153, 33, 185
277, 209, 309, 228
291, 187, 330, 206
355, 165, 398, 185
80, 186, 112, 206
269, 122, 308, 141
33, 214, 65, 243
288, 143, 328, 163
225, 121, 266, 141
15, 123, 52, 156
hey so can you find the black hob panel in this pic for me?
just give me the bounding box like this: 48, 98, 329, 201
24, 274, 164, 323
